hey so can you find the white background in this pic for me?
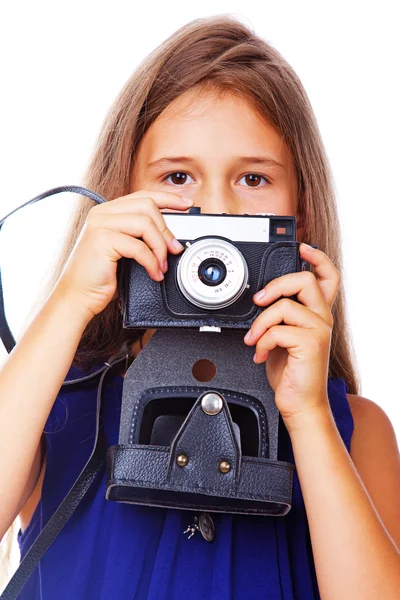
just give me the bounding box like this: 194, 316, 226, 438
0, 0, 399, 571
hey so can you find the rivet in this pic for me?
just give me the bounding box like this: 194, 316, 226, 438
176, 454, 188, 467
219, 460, 231, 473
201, 392, 223, 415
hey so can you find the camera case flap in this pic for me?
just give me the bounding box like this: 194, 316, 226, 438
106, 328, 295, 516
118, 238, 312, 330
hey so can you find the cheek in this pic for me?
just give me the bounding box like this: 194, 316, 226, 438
275, 180, 298, 215
129, 147, 151, 191
257, 186, 297, 215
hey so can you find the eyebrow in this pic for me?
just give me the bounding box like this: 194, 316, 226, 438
146, 155, 285, 170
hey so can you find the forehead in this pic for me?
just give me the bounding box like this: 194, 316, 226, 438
136, 88, 290, 163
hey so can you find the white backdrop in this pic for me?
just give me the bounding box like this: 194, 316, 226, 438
1, 2, 399, 432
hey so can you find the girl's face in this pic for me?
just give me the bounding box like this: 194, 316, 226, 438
131, 89, 302, 239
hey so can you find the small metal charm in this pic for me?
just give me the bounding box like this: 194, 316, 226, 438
183, 513, 215, 542
183, 516, 200, 539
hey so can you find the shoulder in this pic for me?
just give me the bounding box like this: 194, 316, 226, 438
346, 393, 400, 550
346, 393, 399, 460
346, 393, 398, 445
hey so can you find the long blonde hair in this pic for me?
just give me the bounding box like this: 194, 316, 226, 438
30, 14, 360, 393
1, 15, 362, 581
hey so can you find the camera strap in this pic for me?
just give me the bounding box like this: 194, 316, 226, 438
0, 186, 112, 600
0, 351, 128, 600
0, 185, 107, 353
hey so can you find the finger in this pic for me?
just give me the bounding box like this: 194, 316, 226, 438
106, 231, 164, 282
253, 325, 326, 364
244, 298, 330, 346
104, 189, 194, 211
94, 193, 190, 255
253, 270, 334, 326
299, 244, 341, 308
88, 212, 169, 274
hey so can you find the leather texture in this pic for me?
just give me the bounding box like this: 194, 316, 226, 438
106, 328, 295, 518
119, 240, 313, 329
107, 385, 294, 515
129, 386, 268, 456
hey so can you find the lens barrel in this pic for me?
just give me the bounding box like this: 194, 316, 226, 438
176, 237, 249, 310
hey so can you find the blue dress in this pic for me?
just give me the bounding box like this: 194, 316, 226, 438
17, 362, 354, 600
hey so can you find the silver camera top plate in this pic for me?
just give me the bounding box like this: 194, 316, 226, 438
163, 213, 272, 243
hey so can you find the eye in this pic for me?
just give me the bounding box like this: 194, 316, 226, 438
161, 171, 271, 187
162, 172, 194, 186
237, 173, 270, 188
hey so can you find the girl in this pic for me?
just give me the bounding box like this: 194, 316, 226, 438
1, 14, 400, 600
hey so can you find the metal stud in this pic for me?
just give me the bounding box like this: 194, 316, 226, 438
176, 454, 188, 467
219, 460, 231, 473
201, 392, 223, 415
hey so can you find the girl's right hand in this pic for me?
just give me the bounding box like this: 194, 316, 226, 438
53, 190, 193, 320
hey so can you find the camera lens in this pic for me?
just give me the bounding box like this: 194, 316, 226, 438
198, 259, 227, 286
176, 237, 249, 310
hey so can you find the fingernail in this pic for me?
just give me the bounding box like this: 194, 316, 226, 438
172, 238, 184, 251
244, 330, 252, 343
254, 289, 266, 301
158, 270, 164, 280
163, 259, 168, 273
182, 197, 194, 205
302, 243, 315, 252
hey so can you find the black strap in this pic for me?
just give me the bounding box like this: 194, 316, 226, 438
0, 186, 113, 599
0, 352, 128, 600
0, 185, 107, 353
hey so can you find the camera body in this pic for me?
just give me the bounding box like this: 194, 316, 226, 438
111, 208, 312, 516
117, 208, 312, 330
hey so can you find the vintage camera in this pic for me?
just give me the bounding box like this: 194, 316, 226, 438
118, 207, 312, 330
109, 207, 313, 517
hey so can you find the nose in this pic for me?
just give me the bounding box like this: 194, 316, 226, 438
191, 182, 239, 215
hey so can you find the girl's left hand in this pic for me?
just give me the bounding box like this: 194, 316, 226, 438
243, 243, 341, 427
